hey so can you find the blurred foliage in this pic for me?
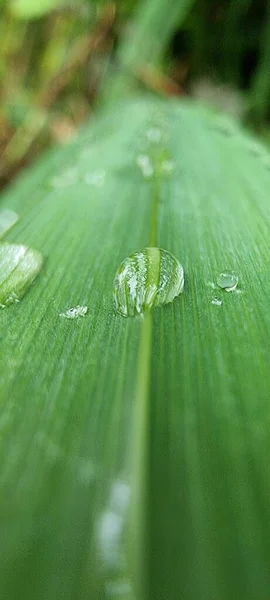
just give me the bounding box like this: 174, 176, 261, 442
0, 0, 269, 189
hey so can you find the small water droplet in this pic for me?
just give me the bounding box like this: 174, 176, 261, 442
51, 167, 78, 188
136, 154, 154, 178
0, 243, 43, 308
217, 271, 238, 291
114, 247, 184, 317
146, 127, 162, 143
0, 209, 19, 238
84, 169, 105, 187
211, 298, 222, 306
59, 305, 88, 319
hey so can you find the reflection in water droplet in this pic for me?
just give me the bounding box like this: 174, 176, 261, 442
114, 247, 184, 317
0, 209, 19, 238
146, 127, 162, 143
217, 271, 238, 291
51, 167, 78, 188
84, 169, 105, 187
211, 298, 222, 306
136, 154, 154, 178
59, 305, 88, 319
0, 243, 43, 308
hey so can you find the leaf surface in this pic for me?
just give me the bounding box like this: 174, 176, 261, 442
0, 98, 270, 600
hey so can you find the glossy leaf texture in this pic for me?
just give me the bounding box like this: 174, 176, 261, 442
0, 98, 270, 600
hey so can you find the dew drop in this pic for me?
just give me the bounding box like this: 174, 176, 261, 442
211, 298, 222, 306
59, 305, 88, 319
0, 209, 19, 238
136, 154, 154, 178
0, 243, 43, 308
217, 271, 238, 291
84, 169, 105, 187
114, 247, 184, 317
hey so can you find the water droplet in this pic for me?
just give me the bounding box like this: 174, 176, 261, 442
146, 127, 162, 143
0, 209, 19, 238
51, 167, 78, 188
136, 154, 154, 178
217, 271, 238, 291
59, 305, 88, 319
211, 298, 222, 306
0, 243, 43, 308
114, 247, 184, 317
84, 169, 105, 187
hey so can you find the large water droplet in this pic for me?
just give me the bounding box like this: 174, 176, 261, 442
114, 247, 184, 317
217, 271, 238, 291
0, 243, 43, 308
59, 305, 88, 319
0, 209, 19, 238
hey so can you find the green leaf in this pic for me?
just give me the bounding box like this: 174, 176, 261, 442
0, 98, 270, 600
102, 0, 195, 104
9, 0, 67, 19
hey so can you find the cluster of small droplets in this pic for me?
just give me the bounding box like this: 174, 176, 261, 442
59, 305, 88, 319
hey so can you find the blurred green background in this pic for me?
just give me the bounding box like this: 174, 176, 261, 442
1, 0, 270, 190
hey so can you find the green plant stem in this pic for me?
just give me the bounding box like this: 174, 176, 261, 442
102, 0, 195, 104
